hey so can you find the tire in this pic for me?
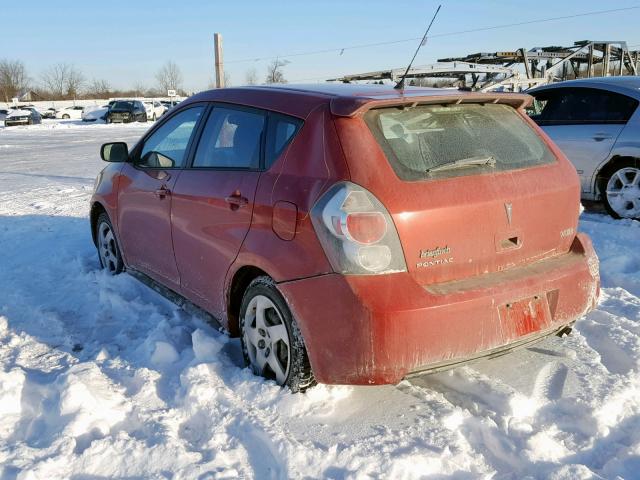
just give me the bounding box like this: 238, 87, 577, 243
599, 159, 640, 220
62, 114, 70, 119
240, 276, 315, 392
95, 212, 124, 274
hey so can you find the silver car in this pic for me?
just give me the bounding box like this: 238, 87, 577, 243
528, 77, 640, 219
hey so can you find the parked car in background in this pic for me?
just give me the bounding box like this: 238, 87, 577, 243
106, 100, 147, 123
82, 105, 109, 122
56, 106, 84, 119
528, 77, 640, 219
143, 100, 166, 121
161, 100, 180, 110
5, 107, 42, 126
91, 84, 600, 392
41, 108, 57, 119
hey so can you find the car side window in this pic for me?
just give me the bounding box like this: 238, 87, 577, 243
138, 106, 204, 169
265, 113, 302, 169
192, 106, 265, 169
537, 88, 638, 125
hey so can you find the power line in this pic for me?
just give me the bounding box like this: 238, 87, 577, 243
227, 6, 639, 65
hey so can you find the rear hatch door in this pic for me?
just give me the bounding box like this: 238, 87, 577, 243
339, 100, 580, 285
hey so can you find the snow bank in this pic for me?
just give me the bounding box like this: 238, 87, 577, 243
0, 123, 639, 478
0, 365, 26, 438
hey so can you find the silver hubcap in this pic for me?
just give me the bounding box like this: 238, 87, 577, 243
98, 222, 118, 273
243, 295, 290, 385
606, 167, 640, 218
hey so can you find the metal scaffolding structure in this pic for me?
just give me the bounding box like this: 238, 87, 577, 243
329, 40, 639, 92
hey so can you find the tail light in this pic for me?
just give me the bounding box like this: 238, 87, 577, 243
311, 182, 407, 274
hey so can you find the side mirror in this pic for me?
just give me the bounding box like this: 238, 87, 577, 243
100, 142, 128, 162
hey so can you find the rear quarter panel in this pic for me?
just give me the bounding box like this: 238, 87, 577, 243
227, 104, 349, 289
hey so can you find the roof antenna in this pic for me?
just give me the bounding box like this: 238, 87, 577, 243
394, 4, 442, 90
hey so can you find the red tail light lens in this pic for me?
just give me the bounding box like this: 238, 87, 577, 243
310, 182, 407, 275
345, 212, 387, 244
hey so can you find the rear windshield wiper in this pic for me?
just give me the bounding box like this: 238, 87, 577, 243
426, 155, 496, 173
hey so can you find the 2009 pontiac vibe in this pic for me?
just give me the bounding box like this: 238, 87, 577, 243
91, 84, 600, 392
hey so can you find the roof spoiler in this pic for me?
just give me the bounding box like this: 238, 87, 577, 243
330, 92, 533, 117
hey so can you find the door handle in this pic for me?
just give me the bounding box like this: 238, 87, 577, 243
225, 191, 248, 210
154, 186, 171, 198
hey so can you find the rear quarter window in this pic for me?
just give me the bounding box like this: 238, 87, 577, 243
265, 113, 303, 169
365, 103, 555, 181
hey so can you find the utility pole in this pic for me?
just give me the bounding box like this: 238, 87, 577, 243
214, 33, 225, 88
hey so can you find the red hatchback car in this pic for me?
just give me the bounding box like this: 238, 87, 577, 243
91, 84, 600, 391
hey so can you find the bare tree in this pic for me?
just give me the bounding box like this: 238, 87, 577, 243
87, 79, 111, 98
66, 67, 84, 98
265, 59, 289, 84
41, 64, 66, 98
245, 67, 258, 85
41, 63, 85, 99
0, 59, 29, 102
132, 81, 148, 97
155, 61, 183, 94
223, 71, 231, 88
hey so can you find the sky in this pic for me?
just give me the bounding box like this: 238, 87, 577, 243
4, 1, 639, 93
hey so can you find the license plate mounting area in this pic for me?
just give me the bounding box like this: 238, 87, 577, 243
498, 294, 552, 337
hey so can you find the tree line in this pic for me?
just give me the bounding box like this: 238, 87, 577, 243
0, 59, 188, 102
0, 58, 290, 102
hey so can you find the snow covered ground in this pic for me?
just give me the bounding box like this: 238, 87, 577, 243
0, 120, 639, 479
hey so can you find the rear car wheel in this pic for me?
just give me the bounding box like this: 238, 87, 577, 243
240, 277, 315, 392
62, 114, 70, 119
96, 213, 124, 274
601, 161, 640, 220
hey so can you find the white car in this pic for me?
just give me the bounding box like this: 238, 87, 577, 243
142, 100, 165, 121
81, 105, 109, 122
55, 106, 84, 119
528, 77, 640, 219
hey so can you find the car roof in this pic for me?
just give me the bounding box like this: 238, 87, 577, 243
186, 83, 530, 118
528, 76, 640, 99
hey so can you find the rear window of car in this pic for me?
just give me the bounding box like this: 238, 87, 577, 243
364, 103, 555, 181
113, 101, 134, 110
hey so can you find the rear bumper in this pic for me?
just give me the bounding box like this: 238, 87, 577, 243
108, 116, 131, 123
279, 233, 600, 385
4, 119, 29, 126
